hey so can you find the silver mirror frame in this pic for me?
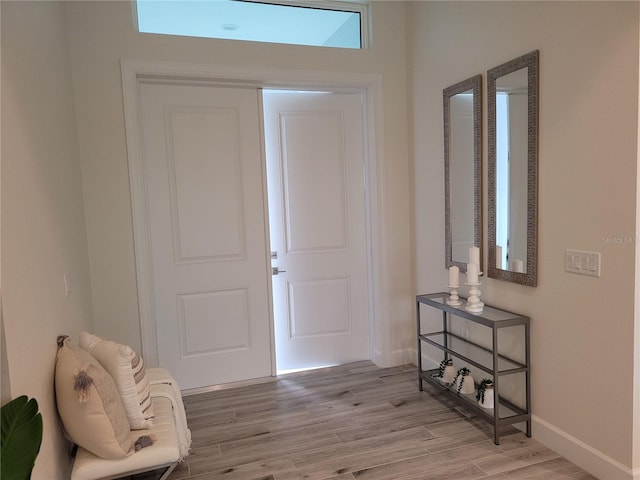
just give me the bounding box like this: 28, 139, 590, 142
487, 50, 539, 286
444, 74, 482, 273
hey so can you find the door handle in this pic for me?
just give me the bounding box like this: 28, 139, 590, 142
272, 267, 287, 275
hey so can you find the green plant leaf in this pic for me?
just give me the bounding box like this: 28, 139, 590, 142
1, 395, 43, 480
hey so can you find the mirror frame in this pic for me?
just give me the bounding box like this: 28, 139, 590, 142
487, 50, 539, 286
444, 74, 482, 273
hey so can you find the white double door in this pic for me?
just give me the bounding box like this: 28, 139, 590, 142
138, 81, 368, 389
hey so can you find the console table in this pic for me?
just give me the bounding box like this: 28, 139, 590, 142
416, 292, 531, 444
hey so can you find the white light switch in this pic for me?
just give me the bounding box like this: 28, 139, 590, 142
565, 249, 600, 277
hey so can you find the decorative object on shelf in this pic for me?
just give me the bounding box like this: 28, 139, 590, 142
467, 246, 482, 278
465, 246, 484, 313
476, 378, 495, 409
448, 265, 460, 286
453, 367, 475, 395
447, 266, 462, 306
447, 287, 462, 306
465, 277, 484, 314
434, 359, 457, 384
465, 262, 479, 283
469, 246, 480, 268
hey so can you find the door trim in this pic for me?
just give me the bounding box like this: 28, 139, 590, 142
121, 59, 391, 372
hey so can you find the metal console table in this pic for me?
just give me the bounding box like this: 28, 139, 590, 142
416, 292, 531, 444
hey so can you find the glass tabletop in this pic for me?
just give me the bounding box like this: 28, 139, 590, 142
417, 292, 529, 326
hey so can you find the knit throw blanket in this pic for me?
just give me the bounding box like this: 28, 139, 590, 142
148, 377, 192, 461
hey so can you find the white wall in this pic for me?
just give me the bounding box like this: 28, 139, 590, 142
408, 1, 639, 477
1, 1, 94, 477
65, 1, 414, 362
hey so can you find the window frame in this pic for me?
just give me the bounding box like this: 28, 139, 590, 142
132, 0, 370, 50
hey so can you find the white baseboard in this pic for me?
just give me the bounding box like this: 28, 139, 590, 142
533, 415, 638, 480
389, 348, 442, 369
387, 348, 415, 367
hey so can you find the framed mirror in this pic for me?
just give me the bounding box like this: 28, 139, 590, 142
444, 74, 482, 273
487, 50, 539, 286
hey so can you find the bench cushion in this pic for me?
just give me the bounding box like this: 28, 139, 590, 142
71, 396, 180, 480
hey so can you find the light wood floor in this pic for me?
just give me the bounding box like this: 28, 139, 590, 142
164, 362, 596, 480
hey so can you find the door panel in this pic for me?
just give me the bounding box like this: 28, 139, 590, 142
177, 289, 249, 356
263, 90, 369, 373
288, 277, 351, 336
139, 82, 272, 389
169, 107, 246, 261
281, 111, 348, 252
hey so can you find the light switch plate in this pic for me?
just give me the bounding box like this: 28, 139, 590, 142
565, 249, 600, 277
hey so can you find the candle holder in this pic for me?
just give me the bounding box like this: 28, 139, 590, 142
446, 285, 462, 306
465, 281, 484, 313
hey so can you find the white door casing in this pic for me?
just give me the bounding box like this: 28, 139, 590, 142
122, 60, 392, 377
263, 90, 369, 372
137, 81, 273, 389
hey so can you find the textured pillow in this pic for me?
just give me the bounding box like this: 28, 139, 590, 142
79, 332, 154, 430
54, 336, 133, 459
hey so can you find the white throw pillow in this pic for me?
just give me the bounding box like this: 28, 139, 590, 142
79, 332, 154, 430
55, 336, 133, 459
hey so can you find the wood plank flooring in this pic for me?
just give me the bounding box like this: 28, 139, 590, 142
163, 362, 595, 480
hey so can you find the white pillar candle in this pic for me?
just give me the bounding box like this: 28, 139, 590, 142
495, 246, 503, 269
469, 246, 480, 267
448, 265, 460, 286
511, 259, 525, 273
466, 262, 479, 284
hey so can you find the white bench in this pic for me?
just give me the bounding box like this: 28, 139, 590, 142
70, 368, 190, 480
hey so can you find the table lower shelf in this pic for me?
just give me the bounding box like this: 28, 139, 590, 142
419, 368, 531, 444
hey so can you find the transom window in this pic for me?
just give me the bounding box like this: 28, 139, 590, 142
136, 1, 366, 49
